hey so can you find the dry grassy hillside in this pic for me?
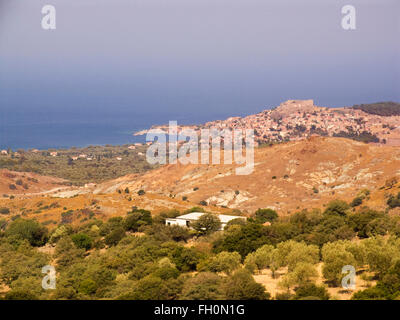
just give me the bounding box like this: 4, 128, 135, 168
0, 169, 66, 195
0, 188, 230, 229
109, 137, 400, 214
1, 137, 399, 227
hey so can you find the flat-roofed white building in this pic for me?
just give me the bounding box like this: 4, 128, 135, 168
165, 212, 246, 230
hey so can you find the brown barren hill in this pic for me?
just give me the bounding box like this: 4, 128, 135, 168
111, 137, 400, 214
0, 169, 67, 195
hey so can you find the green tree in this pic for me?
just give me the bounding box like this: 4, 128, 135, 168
244, 244, 275, 274
279, 262, 318, 290
180, 272, 224, 300
275, 240, 319, 271
124, 209, 152, 232
192, 213, 221, 235
201, 251, 241, 275
361, 237, 400, 276
213, 223, 270, 259
348, 208, 384, 238
105, 227, 126, 246
55, 237, 85, 267
321, 241, 356, 286
224, 269, 270, 300
254, 208, 278, 223
324, 200, 350, 217
5, 219, 48, 246
71, 233, 93, 251
152, 258, 180, 280
170, 246, 204, 272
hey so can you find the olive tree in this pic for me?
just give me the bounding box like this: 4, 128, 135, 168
192, 213, 221, 235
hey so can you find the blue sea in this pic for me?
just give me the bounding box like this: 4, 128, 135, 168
0, 111, 228, 150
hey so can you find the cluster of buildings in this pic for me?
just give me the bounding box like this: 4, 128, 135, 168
154, 100, 400, 146
204, 100, 400, 145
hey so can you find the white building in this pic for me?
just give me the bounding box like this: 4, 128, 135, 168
165, 212, 246, 230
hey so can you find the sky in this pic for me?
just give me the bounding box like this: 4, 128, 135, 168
0, 0, 399, 124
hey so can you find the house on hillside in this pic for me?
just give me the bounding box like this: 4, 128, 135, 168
1, 150, 8, 155
165, 212, 246, 230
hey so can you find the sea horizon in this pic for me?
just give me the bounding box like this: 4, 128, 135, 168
0, 110, 242, 150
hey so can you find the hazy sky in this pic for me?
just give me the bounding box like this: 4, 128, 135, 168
0, 0, 399, 122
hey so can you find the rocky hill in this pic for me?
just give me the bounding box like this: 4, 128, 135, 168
97, 137, 400, 214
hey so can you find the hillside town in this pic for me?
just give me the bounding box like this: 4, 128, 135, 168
143, 100, 400, 146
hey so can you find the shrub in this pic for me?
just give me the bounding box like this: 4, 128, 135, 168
121, 276, 167, 300
79, 279, 97, 295
124, 209, 152, 232
71, 233, 93, 251
0, 207, 10, 215
5, 218, 48, 246
294, 283, 330, 300
387, 193, 400, 209
105, 227, 125, 246
5, 290, 38, 300
152, 258, 180, 280
350, 196, 363, 207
